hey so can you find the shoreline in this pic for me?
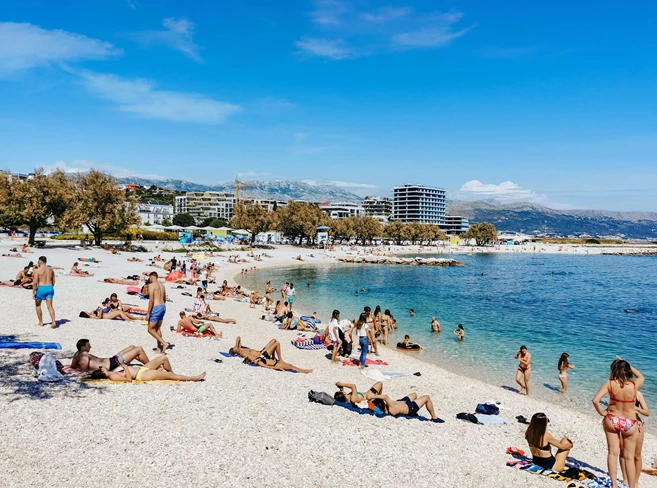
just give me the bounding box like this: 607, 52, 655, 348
1, 240, 656, 487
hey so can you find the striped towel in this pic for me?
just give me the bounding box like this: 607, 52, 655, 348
299, 316, 318, 330
184, 308, 220, 317
291, 339, 326, 350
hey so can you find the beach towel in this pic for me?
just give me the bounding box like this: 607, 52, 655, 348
35, 353, 64, 382
165, 271, 183, 282
291, 338, 326, 350
176, 330, 220, 341
80, 377, 180, 385
184, 308, 219, 317
220, 352, 240, 357
360, 369, 414, 381
299, 316, 318, 330
0, 341, 61, 350
475, 414, 511, 425
340, 357, 388, 367
334, 401, 443, 423
64, 273, 93, 277
126, 286, 141, 294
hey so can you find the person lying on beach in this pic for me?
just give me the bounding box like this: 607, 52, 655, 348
89, 354, 206, 382
110, 248, 119, 255
127, 257, 143, 262
103, 278, 139, 285
294, 255, 304, 261
71, 339, 150, 372
371, 392, 441, 421
243, 356, 312, 374
2, 253, 23, 258
525, 413, 573, 472
177, 312, 223, 338
230, 337, 283, 362
192, 312, 236, 324
70, 262, 93, 276
78, 257, 101, 263
2, 266, 33, 288
334, 381, 383, 405
153, 255, 164, 262
78, 302, 139, 321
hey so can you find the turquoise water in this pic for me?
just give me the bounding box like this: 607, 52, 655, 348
237, 254, 657, 412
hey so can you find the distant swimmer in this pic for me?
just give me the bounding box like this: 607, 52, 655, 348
453, 324, 465, 341
431, 316, 441, 332
410, 308, 415, 317
515, 345, 532, 396
625, 309, 637, 313
481, 272, 485, 276
557, 353, 575, 393
354, 291, 359, 296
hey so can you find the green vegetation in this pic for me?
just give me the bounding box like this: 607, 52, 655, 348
132, 185, 182, 205
531, 237, 624, 245
462, 222, 498, 246
172, 213, 196, 227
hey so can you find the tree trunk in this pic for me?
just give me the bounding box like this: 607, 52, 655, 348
28, 222, 38, 245
94, 232, 103, 246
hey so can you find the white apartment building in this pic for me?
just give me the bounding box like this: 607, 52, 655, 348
392, 184, 447, 225
138, 202, 174, 225
174, 192, 236, 221
319, 202, 365, 220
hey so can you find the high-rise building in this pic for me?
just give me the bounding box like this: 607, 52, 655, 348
442, 215, 470, 234
319, 202, 365, 220
392, 184, 447, 225
174, 192, 235, 221
363, 196, 392, 217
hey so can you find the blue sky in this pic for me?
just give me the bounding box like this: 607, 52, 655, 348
1, 1, 656, 211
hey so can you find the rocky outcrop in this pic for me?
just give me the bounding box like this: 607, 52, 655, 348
338, 256, 464, 266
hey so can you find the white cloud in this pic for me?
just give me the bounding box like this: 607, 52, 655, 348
393, 13, 474, 47
460, 180, 545, 202
131, 17, 201, 62
44, 160, 166, 180
0, 22, 122, 74
294, 132, 309, 141
330, 180, 377, 189
302, 179, 319, 186
294, 37, 356, 60
361, 7, 413, 23
77, 71, 241, 123
310, 0, 349, 25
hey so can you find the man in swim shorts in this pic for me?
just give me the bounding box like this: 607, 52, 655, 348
515, 345, 532, 396
371, 392, 442, 421
71, 339, 150, 372
177, 312, 222, 338
33, 256, 56, 328
146, 271, 169, 354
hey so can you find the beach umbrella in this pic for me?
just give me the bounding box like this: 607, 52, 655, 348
232, 229, 252, 235
165, 225, 183, 230
185, 225, 201, 230
201, 226, 216, 230
148, 224, 166, 230
216, 226, 234, 231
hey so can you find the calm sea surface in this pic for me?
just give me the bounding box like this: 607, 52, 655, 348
237, 253, 657, 412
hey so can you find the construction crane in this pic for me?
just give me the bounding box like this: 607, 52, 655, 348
235, 178, 251, 203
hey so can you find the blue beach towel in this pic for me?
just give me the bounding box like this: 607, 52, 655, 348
333, 401, 444, 423
220, 352, 240, 357
0, 341, 62, 350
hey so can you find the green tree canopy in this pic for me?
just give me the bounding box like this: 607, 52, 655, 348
462, 222, 498, 246
276, 201, 329, 242
172, 213, 196, 227
230, 202, 278, 244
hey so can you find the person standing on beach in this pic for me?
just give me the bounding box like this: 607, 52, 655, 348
170, 256, 177, 272
363, 306, 379, 356
328, 310, 342, 364
281, 282, 288, 301
558, 353, 575, 393
350, 313, 370, 370
33, 255, 56, 328
146, 271, 169, 354
515, 346, 532, 396
286, 283, 296, 310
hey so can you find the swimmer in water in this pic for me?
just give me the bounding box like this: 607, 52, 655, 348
431, 316, 441, 332
515, 345, 532, 396
557, 353, 575, 393
410, 309, 415, 317
453, 324, 465, 341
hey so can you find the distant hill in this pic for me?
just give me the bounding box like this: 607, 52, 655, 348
447, 200, 657, 240
118, 177, 362, 203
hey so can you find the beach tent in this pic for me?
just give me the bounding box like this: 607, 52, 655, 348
148, 224, 166, 230
232, 229, 252, 235
185, 225, 202, 230
165, 225, 183, 231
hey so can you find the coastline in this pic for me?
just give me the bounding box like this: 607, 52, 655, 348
1, 240, 656, 487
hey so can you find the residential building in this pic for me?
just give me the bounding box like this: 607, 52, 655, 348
138, 202, 174, 225
392, 184, 447, 225
442, 215, 470, 234
174, 192, 236, 221
363, 196, 392, 217
319, 202, 365, 220
242, 197, 287, 213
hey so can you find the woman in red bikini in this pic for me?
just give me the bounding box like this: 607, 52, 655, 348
592, 357, 645, 488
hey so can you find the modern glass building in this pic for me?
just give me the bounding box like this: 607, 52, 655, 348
392, 184, 447, 225
442, 215, 470, 234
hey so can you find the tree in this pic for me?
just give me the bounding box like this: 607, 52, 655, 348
425, 224, 447, 243
62, 170, 140, 246
0, 169, 74, 245
172, 213, 196, 227
330, 218, 355, 241
384, 220, 406, 244
462, 222, 498, 246
353, 216, 383, 244
161, 217, 172, 226
198, 217, 228, 228
230, 201, 277, 245
276, 201, 329, 244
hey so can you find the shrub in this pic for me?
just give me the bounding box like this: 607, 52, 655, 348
585, 238, 601, 244
125, 229, 178, 241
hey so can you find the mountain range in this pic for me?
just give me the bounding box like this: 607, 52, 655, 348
119, 177, 657, 240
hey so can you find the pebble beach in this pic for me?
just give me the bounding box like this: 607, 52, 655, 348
1, 240, 656, 488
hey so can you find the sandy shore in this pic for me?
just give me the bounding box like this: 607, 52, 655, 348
0, 238, 655, 488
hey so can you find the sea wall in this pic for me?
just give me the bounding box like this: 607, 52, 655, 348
337, 256, 464, 266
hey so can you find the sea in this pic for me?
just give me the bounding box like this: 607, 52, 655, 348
236, 253, 657, 414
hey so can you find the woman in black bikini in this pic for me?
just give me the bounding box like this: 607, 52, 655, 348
243, 356, 312, 374
525, 413, 573, 472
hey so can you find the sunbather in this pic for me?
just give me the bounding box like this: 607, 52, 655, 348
127, 257, 143, 262
71, 262, 93, 276
229, 336, 283, 361
90, 354, 206, 382
334, 381, 384, 405
78, 257, 100, 263
71, 339, 150, 372
103, 277, 139, 285
2, 253, 23, 258
243, 356, 312, 374
192, 312, 236, 324
79, 301, 139, 321
371, 392, 441, 421
177, 312, 223, 338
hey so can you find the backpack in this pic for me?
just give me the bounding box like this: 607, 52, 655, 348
308, 390, 335, 406
456, 413, 480, 424
475, 403, 500, 415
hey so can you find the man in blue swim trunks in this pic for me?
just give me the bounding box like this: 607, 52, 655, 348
371, 392, 442, 421
33, 256, 56, 328
146, 271, 169, 354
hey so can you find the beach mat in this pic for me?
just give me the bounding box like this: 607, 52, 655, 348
360, 369, 414, 381
80, 377, 180, 385
0, 341, 62, 350
334, 401, 443, 423
340, 358, 389, 367
220, 352, 240, 357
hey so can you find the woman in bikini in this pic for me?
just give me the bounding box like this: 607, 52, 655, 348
620, 391, 649, 488
592, 357, 645, 488
90, 355, 205, 382
525, 413, 574, 472
334, 381, 383, 405
243, 355, 312, 374
558, 353, 575, 393
515, 345, 531, 396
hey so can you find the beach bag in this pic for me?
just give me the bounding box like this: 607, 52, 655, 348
308, 390, 335, 406
456, 413, 480, 424
476, 403, 500, 415
29, 352, 65, 373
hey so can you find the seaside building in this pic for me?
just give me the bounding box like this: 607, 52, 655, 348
442, 215, 470, 234
392, 184, 447, 225
174, 192, 236, 221
242, 197, 287, 213
363, 196, 392, 216
138, 202, 174, 225
319, 202, 365, 220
